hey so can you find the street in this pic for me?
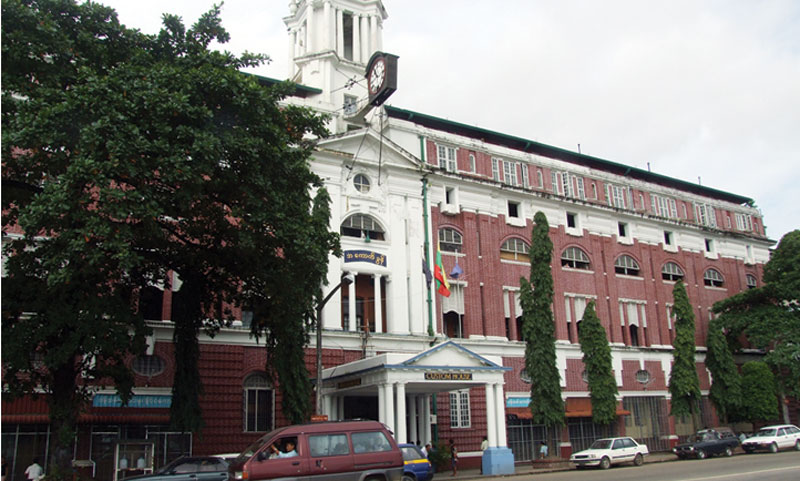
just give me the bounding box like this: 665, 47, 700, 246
447, 451, 800, 481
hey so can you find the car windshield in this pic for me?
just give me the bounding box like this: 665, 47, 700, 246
590, 439, 613, 450
234, 429, 282, 460
401, 446, 425, 461
754, 428, 777, 437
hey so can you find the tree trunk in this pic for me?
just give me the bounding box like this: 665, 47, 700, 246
48, 361, 81, 480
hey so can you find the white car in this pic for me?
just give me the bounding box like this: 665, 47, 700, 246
570, 437, 649, 469
741, 424, 800, 453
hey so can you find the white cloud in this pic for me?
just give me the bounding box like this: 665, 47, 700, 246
103, 0, 800, 241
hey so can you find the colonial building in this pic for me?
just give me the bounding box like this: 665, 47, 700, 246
1, 0, 775, 479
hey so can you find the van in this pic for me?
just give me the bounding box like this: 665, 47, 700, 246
229, 420, 404, 481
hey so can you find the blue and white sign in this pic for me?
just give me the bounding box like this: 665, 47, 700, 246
92, 394, 172, 408
506, 397, 531, 408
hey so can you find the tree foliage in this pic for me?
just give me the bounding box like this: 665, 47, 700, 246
2, 0, 338, 472
668, 281, 702, 419
713, 230, 800, 400
704, 318, 741, 423
739, 361, 779, 424
578, 301, 618, 425
520, 211, 564, 427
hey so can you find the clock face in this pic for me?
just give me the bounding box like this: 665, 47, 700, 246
368, 58, 386, 95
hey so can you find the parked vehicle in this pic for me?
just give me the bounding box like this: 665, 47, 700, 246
741, 424, 800, 453
398, 444, 433, 481
673, 428, 739, 459
228, 420, 404, 481
127, 456, 229, 481
569, 437, 649, 469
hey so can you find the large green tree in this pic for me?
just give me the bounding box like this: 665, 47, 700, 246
704, 317, 741, 423
739, 361, 779, 424
713, 230, 800, 419
520, 211, 564, 428
578, 301, 618, 425
2, 0, 337, 475
668, 280, 702, 425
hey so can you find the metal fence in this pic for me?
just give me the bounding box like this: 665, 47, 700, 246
506, 417, 561, 462
623, 396, 671, 452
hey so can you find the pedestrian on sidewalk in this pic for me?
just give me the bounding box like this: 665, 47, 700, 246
480, 436, 488, 474
449, 439, 458, 477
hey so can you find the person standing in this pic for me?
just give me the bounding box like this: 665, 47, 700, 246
539, 441, 548, 459
449, 439, 458, 477
25, 459, 43, 481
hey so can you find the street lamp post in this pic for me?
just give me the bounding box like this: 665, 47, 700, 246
315, 272, 355, 417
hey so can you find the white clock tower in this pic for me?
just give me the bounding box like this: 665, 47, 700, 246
284, 0, 388, 130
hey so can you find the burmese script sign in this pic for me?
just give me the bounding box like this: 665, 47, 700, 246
424, 372, 473, 381
344, 250, 387, 267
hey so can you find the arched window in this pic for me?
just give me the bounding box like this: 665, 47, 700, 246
439, 228, 463, 253
243, 373, 274, 432
662, 262, 685, 282
341, 214, 385, 241
561, 246, 590, 270
704, 268, 724, 287
614, 255, 641, 276
500, 238, 530, 262
353, 174, 370, 193
746, 274, 757, 289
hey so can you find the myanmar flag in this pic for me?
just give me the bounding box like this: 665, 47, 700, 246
434, 244, 451, 297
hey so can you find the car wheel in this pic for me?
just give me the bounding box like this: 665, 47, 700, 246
633, 453, 644, 466
795, 440, 800, 451
696, 449, 706, 459
401, 475, 415, 481
725, 446, 733, 457
600, 456, 611, 470
769, 442, 779, 453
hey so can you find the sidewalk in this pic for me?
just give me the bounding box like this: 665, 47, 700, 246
432, 451, 677, 480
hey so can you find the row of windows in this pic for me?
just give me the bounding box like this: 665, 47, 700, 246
339, 214, 759, 288
428, 144, 761, 233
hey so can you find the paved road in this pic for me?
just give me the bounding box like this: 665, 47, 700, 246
497, 451, 800, 481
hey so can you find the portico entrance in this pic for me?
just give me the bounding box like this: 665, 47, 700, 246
318, 341, 515, 475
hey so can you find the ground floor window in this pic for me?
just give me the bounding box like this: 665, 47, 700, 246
622, 396, 670, 452
244, 373, 275, 432
1, 424, 49, 481
506, 418, 560, 462
567, 417, 616, 453
449, 390, 471, 428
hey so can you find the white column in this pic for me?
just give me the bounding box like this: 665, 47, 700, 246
422, 394, 432, 444
409, 395, 418, 445
369, 15, 378, 56
494, 383, 508, 447
385, 276, 394, 333
352, 15, 361, 63
306, 4, 314, 53
336, 8, 344, 57
348, 277, 357, 332
395, 382, 407, 443
360, 15, 370, 62
288, 29, 296, 77
378, 384, 386, 425
323, 394, 332, 419
375, 17, 382, 52
485, 384, 497, 447
383, 383, 395, 433
323, 1, 332, 51
373, 274, 383, 333
337, 396, 345, 420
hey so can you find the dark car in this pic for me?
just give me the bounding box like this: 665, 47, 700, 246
127, 456, 229, 481
673, 429, 739, 459
398, 444, 433, 481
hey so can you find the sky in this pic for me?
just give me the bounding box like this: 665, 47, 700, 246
103, 0, 800, 243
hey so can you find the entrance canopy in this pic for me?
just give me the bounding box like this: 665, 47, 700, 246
320, 340, 510, 396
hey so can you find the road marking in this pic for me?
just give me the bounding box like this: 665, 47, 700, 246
681, 466, 800, 481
